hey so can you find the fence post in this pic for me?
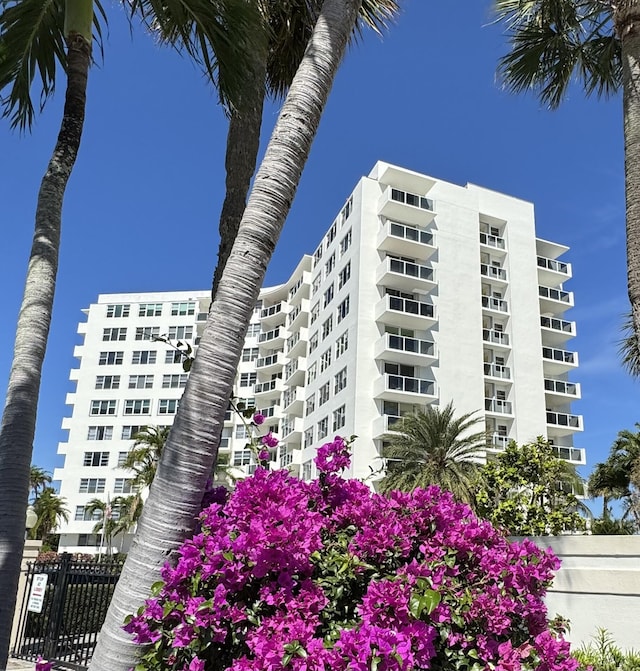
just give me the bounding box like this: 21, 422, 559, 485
43, 553, 72, 660
9, 540, 42, 654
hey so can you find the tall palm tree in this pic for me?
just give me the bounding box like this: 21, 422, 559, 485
588, 461, 627, 519
30, 487, 69, 541
0, 1, 257, 664
89, 2, 367, 669
29, 465, 52, 502
122, 425, 170, 490
378, 402, 486, 504
493, 0, 640, 355
211, 0, 399, 297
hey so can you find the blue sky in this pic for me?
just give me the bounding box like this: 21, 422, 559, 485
0, 0, 634, 486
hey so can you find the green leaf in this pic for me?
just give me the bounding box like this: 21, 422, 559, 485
182, 358, 192, 372
282, 654, 292, 667
150, 580, 165, 595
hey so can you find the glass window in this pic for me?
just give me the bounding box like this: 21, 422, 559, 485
333, 405, 346, 431
158, 399, 179, 415
123, 399, 151, 415
339, 229, 352, 257
138, 303, 163, 317
335, 331, 349, 358
240, 372, 257, 387
319, 382, 330, 406
132, 350, 157, 365
121, 425, 144, 440
337, 296, 350, 323
95, 375, 120, 390
317, 417, 328, 440
98, 351, 123, 365
309, 331, 319, 354
162, 374, 187, 389
323, 283, 334, 308
79, 478, 105, 494
334, 367, 347, 394
135, 326, 160, 341
129, 374, 154, 389
83, 451, 109, 467
106, 304, 130, 318
90, 400, 117, 416
306, 394, 315, 416
168, 325, 193, 340
171, 301, 196, 316
320, 348, 332, 373
102, 327, 127, 341
87, 426, 113, 440
114, 478, 136, 494
338, 262, 351, 289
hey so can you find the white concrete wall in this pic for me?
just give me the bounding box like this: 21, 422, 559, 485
520, 536, 640, 651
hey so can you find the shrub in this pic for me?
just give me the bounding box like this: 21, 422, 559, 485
125, 438, 578, 671
573, 629, 640, 671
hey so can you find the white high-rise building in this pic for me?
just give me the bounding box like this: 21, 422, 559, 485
54, 162, 583, 552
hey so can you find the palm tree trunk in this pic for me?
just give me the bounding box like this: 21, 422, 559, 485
211, 56, 268, 300
89, 2, 362, 669
619, 2, 640, 353
0, 29, 91, 669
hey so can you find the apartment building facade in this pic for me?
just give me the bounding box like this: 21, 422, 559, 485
54, 162, 583, 552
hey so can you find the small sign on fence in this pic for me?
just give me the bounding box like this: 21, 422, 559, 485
27, 573, 48, 613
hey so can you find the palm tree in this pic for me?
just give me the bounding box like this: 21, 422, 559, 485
0, 2, 257, 663
378, 402, 486, 504
30, 487, 69, 541
589, 458, 629, 519
122, 425, 170, 490
28, 466, 52, 502
618, 310, 640, 377
211, 0, 399, 298
493, 0, 640, 355
89, 3, 368, 669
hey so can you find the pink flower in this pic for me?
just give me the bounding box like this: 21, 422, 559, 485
261, 432, 279, 448
253, 413, 265, 425
36, 657, 53, 671
258, 449, 270, 461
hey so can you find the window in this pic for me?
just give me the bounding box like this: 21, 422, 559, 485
114, 478, 136, 494
165, 350, 183, 364
323, 283, 334, 308
158, 399, 178, 415
233, 450, 252, 466
309, 331, 319, 354
306, 394, 315, 416
341, 196, 353, 224
310, 302, 320, 325
75, 506, 102, 522
235, 425, 249, 439
240, 372, 257, 387
90, 400, 117, 416
171, 301, 195, 316
135, 326, 160, 341
335, 331, 349, 358
95, 375, 120, 390
79, 478, 105, 494
335, 367, 347, 394
129, 374, 154, 389
320, 348, 332, 373
339, 229, 352, 257
242, 347, 259, 362
102, 327, 127, 341
162, 374, 187, 389
304, 427, 314, 448
338, 262, 351, 289
139, 303, 163, 317
121, 425, 144, 440
99, 351, 123, 365
307, 363, 317, 384
247, 323, 261, 337
324, 252, 336, 278
317, 417, 328, 440
322, 316, 333, 340
117, 452, 128, 467
106, 304, 129, 318
78, 534, 100, 547
313, 244, 323, 268
168, 325, 193, 340
337, 296, 350, 323
124, 399, 151, 415
302, 460, 313, 480
326, 222, 337, 246
312, 274, 322, 296
87, 426, 113, 441
132, 350, 157, 365
83, 451, 109, 467
319, 382, 330, 406
220, 427, 232, 449
333, 405, 346, 431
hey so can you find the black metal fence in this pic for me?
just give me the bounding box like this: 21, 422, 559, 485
12, 553, 123, 669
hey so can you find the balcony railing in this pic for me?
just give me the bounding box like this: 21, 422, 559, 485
256, 353, 280, 369
254, 379, 280, 394
384, 374, 435, 395
285, 359, 299, 379
286, 331, 300, 352
288, 304, 303, 326
387, 334, 435, 357
487, 433, 509, 449
388, 295, 434, 319
551, 445, 585, 463
540, 316, 574, 334
546, 411, 582, 429
282, 386, 302, 408
485, 398, 512, 414
484, 363, 511, 379
387, 257, 434, 282
479, 232, 506, 250
544, 379, 578, 396
537, 256, 569, 274
482, 296, 508, 313
387, 221, 433, 246
539, 286, 572, 303
260, 304, 282, 319
259, 327, 281, 343
258, 406, 277, 418
482, 329, 510, 346
542, 347, 576, 365
480, 264, 507, 281
390, 188, 434, 211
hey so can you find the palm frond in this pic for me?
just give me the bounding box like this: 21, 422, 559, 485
618, 310, 640, 377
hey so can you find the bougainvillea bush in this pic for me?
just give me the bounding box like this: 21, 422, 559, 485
124, 437, 578, 671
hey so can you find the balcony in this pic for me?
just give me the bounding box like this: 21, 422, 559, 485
481, 295, 509, 314
482, 329, 510, 348
550, 445, 586, 465
374, 374, 437, 403
288, 272, 311, 305
540, 316, 576, 346
376, 257, 436, 293
256, 351, 285, 373
284, 358, 306, 387
479, 232, 506, 253
372, 414, 405, 437
281, 416, 304, 443
282, 385, 305, 415
480, 264, 508, 283
378, 185, 436, 227
374, 334, 437, 367
257, 405, 280, 419
546, 411, 583, 433
286, 328, 308, 358
485, 398, 513, 415
258, 326, 285, 350
260, 302, 286, 329
544, 378, 581, 399
287, 300, 309, 331
539, 285, 573, 313
487, 433, 510, 451
254, 378, 285, 400
377, 220, 436, 259
542, 347, 578, 374
537, 255, 572, 286
483, 363, 511, 380
375, 295, 436, 330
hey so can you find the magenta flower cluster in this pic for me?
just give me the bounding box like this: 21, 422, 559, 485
125, 436, 578, 671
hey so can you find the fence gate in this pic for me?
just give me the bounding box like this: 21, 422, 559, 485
12, 553, 123, 670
